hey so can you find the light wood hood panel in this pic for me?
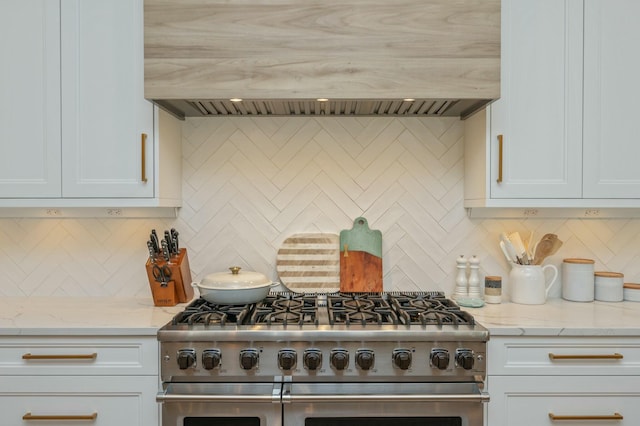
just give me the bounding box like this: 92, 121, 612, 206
144, 0, 500, 115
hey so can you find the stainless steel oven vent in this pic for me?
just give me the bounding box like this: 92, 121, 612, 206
153, 99, 491, 120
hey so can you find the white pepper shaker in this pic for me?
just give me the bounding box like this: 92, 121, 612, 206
468, 255, 482, 299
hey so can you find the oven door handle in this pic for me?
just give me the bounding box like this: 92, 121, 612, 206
282, 385, 489, 404
157, 383, 282, 404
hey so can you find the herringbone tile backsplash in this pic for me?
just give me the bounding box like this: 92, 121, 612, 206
1, 117, 640, 298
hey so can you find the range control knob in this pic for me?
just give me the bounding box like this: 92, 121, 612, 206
202, 349, 221, 370
392, 349, 412, 370
239, 349, 259, 370
455, 349, 475, 370
355, 349, 375, 370
303, 349, 323, 371
278, 349, 297, 371
430, 349, 450, 370
176, 349, 196, 370
330, 349, 349, 371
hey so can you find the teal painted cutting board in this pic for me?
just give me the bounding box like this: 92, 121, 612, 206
339, 217, 383, 292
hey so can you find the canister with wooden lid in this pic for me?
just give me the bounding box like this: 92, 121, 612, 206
561, 258, 595, 302
594, 271, 624, 302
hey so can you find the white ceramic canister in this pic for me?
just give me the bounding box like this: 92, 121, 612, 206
561, 258, 595, 302
594, 271, 624, 302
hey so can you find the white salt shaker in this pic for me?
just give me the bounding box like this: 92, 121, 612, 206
453, 255, 468, 300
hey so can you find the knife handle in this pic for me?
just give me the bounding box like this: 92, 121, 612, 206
161, 239, 171, 262
147, 241, 157, 263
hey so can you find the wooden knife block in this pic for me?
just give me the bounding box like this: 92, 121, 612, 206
146, 248, 194, 306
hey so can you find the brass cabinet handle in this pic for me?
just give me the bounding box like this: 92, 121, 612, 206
23, 412, 98, 421
549, 412, 623, 421
22, 353, 97, 360
549, 353, 623, 360
496, 134, 503, 183
141, 133, 148, 183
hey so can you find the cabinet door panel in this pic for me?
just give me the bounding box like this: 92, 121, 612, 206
61, 0, 154, 198
583, 0, 640, 198
490, 0, 583, 199
0, 0, 61, 198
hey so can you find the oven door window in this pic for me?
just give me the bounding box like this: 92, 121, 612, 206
306, 418, 461, 426
185, 418, 260, 426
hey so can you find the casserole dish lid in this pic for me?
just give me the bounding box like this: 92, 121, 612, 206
198, 267, 271, 290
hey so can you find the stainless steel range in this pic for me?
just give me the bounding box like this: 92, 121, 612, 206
157, 292, 489, 426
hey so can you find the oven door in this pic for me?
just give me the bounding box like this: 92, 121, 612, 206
157, 382, 282, 426
282, 382, 488, 426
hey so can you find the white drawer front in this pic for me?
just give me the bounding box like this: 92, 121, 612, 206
0, 375, 158, 426
488, 337, 640, 375
0, 336, 157, 375
489, 376, 640, 426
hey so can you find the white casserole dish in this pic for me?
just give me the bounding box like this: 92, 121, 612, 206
192, 267, 277, 304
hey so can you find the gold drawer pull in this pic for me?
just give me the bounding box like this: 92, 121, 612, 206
549, 353, 623, 360
23, 412, 98, 421
549, 412, 623, 421
22, 353, 97, 360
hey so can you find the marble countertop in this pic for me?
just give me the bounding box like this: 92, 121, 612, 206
471, 299, 640, 336
0, 296, 638, 338
0, 297, 187, 336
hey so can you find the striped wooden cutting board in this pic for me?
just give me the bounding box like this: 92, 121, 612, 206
276, 233, 340, 293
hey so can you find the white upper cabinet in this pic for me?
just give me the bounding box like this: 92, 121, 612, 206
0, 0, 181, 213
465, 0, 640, 214
61, 0, 154, 198
582, 0, 640, 198
488, 0, 583, 199
0, 1, 61, 198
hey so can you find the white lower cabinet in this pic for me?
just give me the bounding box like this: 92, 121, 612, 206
1, 376, 158, 426
0, 336, 159, 426
489, 376, 639, 425
487, 336, 640, 426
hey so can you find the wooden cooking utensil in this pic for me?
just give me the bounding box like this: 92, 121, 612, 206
533, 233, 562, 265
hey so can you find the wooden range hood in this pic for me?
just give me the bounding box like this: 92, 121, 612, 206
144, 0, 500, 119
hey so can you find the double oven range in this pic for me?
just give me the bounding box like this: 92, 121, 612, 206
157, 292, 489, 426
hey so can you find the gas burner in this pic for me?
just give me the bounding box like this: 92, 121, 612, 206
273, 299, 304, 310
172, 298, 252, 326
328, 293, 399, 325
250, 293, 319, 326
387, 293, 473, 326
418, 309, 475, 326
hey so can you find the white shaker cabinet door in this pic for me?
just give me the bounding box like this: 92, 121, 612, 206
0, 0, 62, 198
583, 0, 640, 199
61, 0, 154, 198
489, 0, 583, 199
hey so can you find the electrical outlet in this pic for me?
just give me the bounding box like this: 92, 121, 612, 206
584, 209, 601, 217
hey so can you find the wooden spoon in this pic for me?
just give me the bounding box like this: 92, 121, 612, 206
533, 233, 562, 265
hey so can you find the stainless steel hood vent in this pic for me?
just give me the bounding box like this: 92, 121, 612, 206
155, 99, 491, 119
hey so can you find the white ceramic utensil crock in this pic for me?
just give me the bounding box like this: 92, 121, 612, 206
509, 264, 558, 305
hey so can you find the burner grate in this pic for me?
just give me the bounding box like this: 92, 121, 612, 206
327, 293, 399, 325
168, 291, 477, 328
250, 293, 319, 326
172, 298, 253, 326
